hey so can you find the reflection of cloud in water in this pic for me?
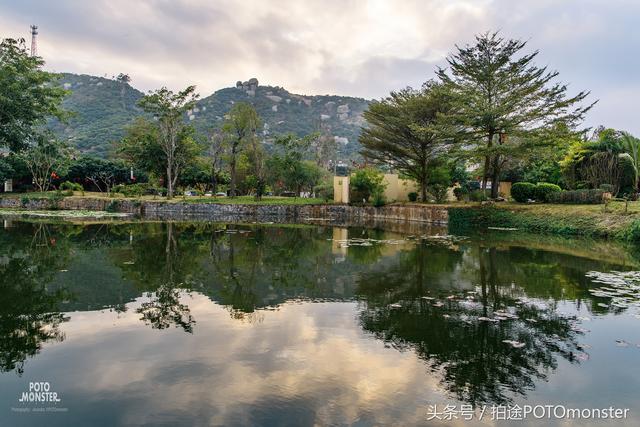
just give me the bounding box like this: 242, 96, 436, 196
55, 294, 450, 426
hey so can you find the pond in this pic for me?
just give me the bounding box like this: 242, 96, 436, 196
1, 219, 639, 426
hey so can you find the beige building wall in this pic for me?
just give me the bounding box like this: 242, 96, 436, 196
333, 176, 350, 203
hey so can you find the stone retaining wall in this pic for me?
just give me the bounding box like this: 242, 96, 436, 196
0, 197, 448, 226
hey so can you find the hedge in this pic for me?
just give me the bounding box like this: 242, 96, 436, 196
511, 182, 537, 202
534, 183, 562, 203
548, 189, 605, 204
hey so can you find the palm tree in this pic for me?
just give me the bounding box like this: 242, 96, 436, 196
621, 132, 640, 194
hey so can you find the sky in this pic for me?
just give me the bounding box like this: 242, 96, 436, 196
1, 0, 638, 133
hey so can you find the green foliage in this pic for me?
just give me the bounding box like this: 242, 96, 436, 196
511, 182, 537, 202
437, 32, 594, 198
59, 181, 83, 192
48, 73, 143, 157
617, 219, 640, 242
66, 156, 129, 192
0, 38, 68, 151
469, 189, 487, 202
18, 133, 73, 192
350, 168, 386, 203
360, 82, 450, 200
223, 102, 261, 197
408, 192, 418, 202
448, 206, 600, 237
548, 189, 604, 204
111, 183, 158, 197
0, 157, 14, 182
266, 134, 324, 195
372, 191, 386, 207
452, 187, 466, 201
46, 75, 369, 160
534, 183, 562, 202
137, 85, 200, 198
428, 184, 449, 203
313, 183, 334, 202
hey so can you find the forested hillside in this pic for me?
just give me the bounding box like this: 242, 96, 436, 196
48, 73, 369, 160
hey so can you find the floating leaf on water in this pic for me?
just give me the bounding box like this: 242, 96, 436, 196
389, 303, 402, 309
502, 340, 525, 348
478, 316, 499, 323
59, 269, 68, 272
123, 261, 135, 265
597, 303, 609, 308
616, 340, 630, 347
577, 316, 591, 321
525, 318, 537, 323
432, 302, 444, 308
421, 296, 435, 300
577, 343, 592, 350
576, 353, 590, 361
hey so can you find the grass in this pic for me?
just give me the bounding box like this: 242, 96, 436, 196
448, 200, 640, 241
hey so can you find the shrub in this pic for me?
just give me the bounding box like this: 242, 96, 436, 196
407, 191, 418, 202
511, 182, 537, 202
453, 186, 468, 201
60, 181, 83, 192
428, 184, 449, 203
20, 196, 30, 208
112, 183, 158, 197
534, 182, 562, 203
372, 190, 386, 207
350, 168, 386, 204
548, 189, 604, 204
599, 184, 614, 193
314, 183, 334, 202
469, 189, 488, 202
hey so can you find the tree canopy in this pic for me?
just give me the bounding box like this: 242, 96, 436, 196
0, 38, 67, 152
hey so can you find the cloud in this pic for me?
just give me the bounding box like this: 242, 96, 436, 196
0, 0, 637, 132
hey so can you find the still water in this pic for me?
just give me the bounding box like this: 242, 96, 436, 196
1, 220, 639, 426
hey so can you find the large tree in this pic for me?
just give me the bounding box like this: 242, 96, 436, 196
138, 86, 199, 198
222, 102, 260, 197
437, 32, 595, 198
360, 81, 450, 201
19, 133, 73, 192
0, 38, 67, 152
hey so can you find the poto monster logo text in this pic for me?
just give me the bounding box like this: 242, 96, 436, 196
18, 382, 61, 403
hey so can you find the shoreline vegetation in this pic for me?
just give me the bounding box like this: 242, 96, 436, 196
3, 192, 640, 242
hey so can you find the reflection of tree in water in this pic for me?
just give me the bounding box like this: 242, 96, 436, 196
357, 243, 584, 406
0, 223, 70, 375
120, 223, 196, 333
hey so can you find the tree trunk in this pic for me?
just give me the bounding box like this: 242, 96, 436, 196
230, 148, 237, 197
490, 156, 501, 199
420, 182, 427, 203
166, 164, 173, 199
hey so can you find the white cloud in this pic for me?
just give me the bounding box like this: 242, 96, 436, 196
0, 0, 637, 132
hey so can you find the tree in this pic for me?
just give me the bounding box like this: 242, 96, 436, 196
138, 86, 199, 198
621, 132, 640, 193
222, 102, 261, 197
360, 82, 450, 201
0, 38, 67, 152
117, 117, 165, 179
350, 167, 386, 203
67, 157, 129, 193
206, 129, 228, 194
115, 73, 131, 109
19, 133, 73, 192
437, 32, 595, 198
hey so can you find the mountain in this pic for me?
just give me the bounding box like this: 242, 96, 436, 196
48, 74, 370, 160
48, 73, 145, 157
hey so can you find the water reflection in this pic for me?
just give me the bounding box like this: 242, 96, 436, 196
0, 223, 70, 375
0, 220, 638, 420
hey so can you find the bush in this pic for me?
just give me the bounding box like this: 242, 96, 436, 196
428, 184, 449, 203
60, 181, 83, 192
453, 187, 468, 201
372, 190, 386, 207
350, 168, 386, 204
407, 192, 418, 202
313, 183, 334, 202
469, 189, 488, 202
534, 182, 562, 203
548, 189, 604, 204
511, 182, 537, 202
